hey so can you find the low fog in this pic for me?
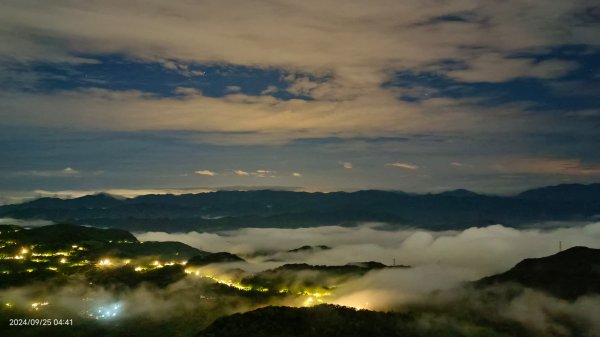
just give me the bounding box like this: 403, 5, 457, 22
2, 222, 599, 336
137, 222, 600, 277
134, 223, 600, 315
0, 217, 54, 227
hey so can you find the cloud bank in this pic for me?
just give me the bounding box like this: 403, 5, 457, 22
137, 222, 600, 278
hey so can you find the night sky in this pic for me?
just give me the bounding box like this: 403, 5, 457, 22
1, 1, 599, 203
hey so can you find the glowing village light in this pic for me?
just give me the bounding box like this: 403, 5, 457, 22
31, 302, 49, 311
60, 258, 67, 264
20, 248, 29, 254
97, 258, 112, 267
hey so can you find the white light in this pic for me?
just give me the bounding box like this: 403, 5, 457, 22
92, 302, 123, 320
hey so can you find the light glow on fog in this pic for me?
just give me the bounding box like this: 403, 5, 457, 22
90, 303, 122, 320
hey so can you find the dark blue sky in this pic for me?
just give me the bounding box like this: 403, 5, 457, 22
1, 1, 599, 203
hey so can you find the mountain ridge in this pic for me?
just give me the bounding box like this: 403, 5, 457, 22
1, 183, 599, 232
477, 246, 600, 299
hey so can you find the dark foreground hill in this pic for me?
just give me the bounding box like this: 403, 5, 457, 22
477, 246, 600, 299
196, 304, 533, 337
241, 262, 409, 293
1, 183, 599, 232
197, 305, 409, 337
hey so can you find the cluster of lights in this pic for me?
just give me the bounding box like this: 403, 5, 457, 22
90, 303, 122, 320
97, 259, 112, 267
2, 242, 342, 312
184, 269, 255, 291
94, 258, 186, 271
0, 242, 91, 274
183, 268, 333, 305
2, 241, 192, 276
31, 302, 49, 311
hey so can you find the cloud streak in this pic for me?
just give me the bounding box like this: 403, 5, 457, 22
340, 162, 353, 169
194, 170, 217, 176
386, 162, 419, 170
495, 157, 600, 176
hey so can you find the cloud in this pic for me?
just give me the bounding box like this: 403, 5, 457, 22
254, 169, 275, 178
0, 0, 598, 193
194, 170, 217, 176
340, 162, 353, 169
0, 217, 54, 227
261, 85, 278, 95
234, 170, 250, 176
0, 0, 596, 147
134, 221, 600, 321
136, 222, 600, 277
161, 60, 205, 77
386, 162, 419, 170
440, 55, 579, 83
495, 157, 600, 176
225, 85, 241, 93
62, 167, 78, 174
232, 169, 276, 178
14, 167, 88, 177
1, 87, 514, 145
1, 0, 593, 83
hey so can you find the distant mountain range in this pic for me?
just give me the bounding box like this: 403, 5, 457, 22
1, 183, 599, 232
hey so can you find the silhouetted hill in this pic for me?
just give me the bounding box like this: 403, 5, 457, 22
196, 303, 530, 337
3, 223, 138, 245
517, 183, 600, 202
104, 241, 206, 260
20, 193, 123, 209
0, 224, 210, 287
288, 245, 332, 253
477, 246, 600, 299
197, 305, 410, 337
1, 184, 599, 232
241, 262, 408, 292
2, 224, 209, 259
437, 189, 481, 197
